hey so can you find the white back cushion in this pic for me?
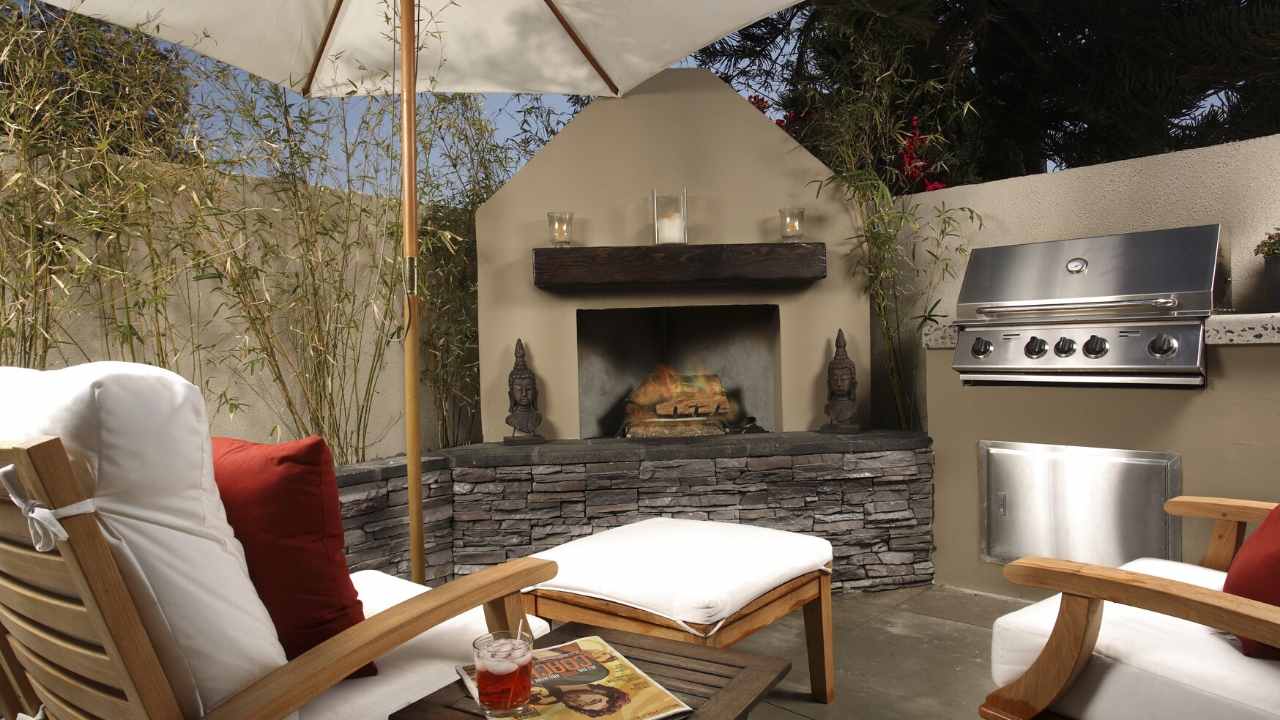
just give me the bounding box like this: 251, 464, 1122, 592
0, 362, 289, 717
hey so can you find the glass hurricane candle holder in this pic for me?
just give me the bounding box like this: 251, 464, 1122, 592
547, 211, 574, 247
653, 188, 687, 245
779, 207, 805, 242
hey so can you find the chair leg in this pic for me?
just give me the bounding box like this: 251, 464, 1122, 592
802, 574, 835, 703
979, 593, 1102, 720
483, 593, 528, 634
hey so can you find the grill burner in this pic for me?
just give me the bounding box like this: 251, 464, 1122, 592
952, 225, 1227, 386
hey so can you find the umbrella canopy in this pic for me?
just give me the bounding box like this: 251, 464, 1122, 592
42, 0, 794, 97
44, 0, 801, 583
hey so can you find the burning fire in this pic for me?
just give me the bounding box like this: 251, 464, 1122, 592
624, 365, 737, 437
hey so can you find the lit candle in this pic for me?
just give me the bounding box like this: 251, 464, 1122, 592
547, 211, 573, 247
779, 207, 805, 241
657, 214, 684, 244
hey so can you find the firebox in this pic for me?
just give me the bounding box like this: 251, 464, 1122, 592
576, 305, 780, 438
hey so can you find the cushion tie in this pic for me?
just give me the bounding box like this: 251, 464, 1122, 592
0, 464, 96, 553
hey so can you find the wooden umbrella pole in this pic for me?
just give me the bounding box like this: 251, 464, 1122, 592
399, 0, 425, 584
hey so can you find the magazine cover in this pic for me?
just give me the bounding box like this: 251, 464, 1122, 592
457, 635, 691, 720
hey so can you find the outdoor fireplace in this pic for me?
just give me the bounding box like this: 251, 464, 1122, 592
576, 305, 780, 438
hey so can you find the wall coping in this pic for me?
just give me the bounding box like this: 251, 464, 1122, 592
337, 430, 931, 480
441, 430, 929, 468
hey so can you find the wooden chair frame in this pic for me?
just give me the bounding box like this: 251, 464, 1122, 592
980, 495, 1280, 720
524, 564, 835, 703
0, 436, 557, 720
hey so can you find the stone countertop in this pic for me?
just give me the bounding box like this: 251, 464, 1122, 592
922, 312, 1280, 349
1203, 312, 1280, 345
440, 430, 931, 468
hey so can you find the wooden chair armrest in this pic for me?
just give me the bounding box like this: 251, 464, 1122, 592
1005, 556, 1280, 647
1164, 496, 1277, 570
1164, 496, 1277, 524
203, 557, 556, 720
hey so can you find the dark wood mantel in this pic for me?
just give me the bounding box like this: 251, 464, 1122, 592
532, 242, 827, 291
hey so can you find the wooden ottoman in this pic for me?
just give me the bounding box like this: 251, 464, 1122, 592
522, 517, 835, 703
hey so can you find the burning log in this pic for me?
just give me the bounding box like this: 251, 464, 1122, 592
624, 366, 735, 438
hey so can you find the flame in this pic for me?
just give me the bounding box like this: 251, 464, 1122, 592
625, 365, 738, 422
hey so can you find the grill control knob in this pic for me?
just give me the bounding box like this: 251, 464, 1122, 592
971, 337, 994, 358
1054, 337, 1076, 357
1083, 334, 1109, 358
1148, 333, 1179, 358
1024, 336, 1048, 358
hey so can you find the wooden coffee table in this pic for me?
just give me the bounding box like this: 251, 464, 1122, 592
391, 623, 791, 720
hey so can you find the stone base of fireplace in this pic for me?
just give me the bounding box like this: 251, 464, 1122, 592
337, 431, 934, 593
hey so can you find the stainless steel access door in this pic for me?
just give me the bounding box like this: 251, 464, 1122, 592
980, 441, 1182, 566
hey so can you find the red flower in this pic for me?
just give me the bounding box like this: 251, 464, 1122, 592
898, 117, 935, 184
924, 180, 947, 192
775, 118, 786, 127
747, 95, 770, 114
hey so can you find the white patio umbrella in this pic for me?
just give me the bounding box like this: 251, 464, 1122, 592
46, 0, 801, 582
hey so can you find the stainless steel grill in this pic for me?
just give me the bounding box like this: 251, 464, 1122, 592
952, 225, 1228, 386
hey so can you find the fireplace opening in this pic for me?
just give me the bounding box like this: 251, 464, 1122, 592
576, 305, 780, 438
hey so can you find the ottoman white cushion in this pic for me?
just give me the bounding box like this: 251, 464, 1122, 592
992, 557, 1280, 720
532, 517, 832, 630
302, 570, 549, 720
0, 362, 288, 718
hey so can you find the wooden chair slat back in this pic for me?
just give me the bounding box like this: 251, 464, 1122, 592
0, 503, 38, 549
0, 540, 80, 597
0, 437, 183, 720
31, 675, 102, 720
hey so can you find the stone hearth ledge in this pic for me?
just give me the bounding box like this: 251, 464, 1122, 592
922, 312, 1280, 349
335, 430, 934, 594
445, 430, 928, 466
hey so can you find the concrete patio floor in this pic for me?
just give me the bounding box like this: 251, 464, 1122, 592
734, 585, 1030, 720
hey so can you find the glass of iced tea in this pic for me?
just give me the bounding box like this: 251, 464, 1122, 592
472, 630, 534, 718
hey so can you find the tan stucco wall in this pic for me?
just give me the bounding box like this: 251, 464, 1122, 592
44, 174, 412, 462
919, 134, 1280, 597
475, 69, 871, 441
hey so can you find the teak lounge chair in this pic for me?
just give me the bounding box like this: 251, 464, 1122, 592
982, 495, 1280, 720
0, 362, 556, 720
0, 436, 555, 720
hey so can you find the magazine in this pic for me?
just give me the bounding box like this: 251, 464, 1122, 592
456, 635, 692, 720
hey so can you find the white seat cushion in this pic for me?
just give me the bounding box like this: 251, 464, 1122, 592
302, 570, 549, 720
0, 362, 287, 718
531, 517, 832, 630
992, 557, 1280, 720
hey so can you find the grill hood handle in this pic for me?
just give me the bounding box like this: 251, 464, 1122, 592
976, 297, 1179, 316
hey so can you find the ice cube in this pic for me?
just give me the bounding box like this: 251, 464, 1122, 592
484, 659, 519, 676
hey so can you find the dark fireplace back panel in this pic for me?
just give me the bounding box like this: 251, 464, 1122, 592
577, 305, 781, 438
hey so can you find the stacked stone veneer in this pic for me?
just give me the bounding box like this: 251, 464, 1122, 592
336, 456, 455, 586
337, 432, 934, 592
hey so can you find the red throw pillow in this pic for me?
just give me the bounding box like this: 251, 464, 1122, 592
1223, 504, 1280, 659
211, 436, 375, 677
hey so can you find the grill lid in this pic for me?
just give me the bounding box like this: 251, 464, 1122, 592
956, 225, 1227, 325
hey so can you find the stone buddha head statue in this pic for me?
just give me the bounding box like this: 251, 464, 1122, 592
506, 339, 542, 435
824, 329, 858, 427
827, 329, 856, 399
